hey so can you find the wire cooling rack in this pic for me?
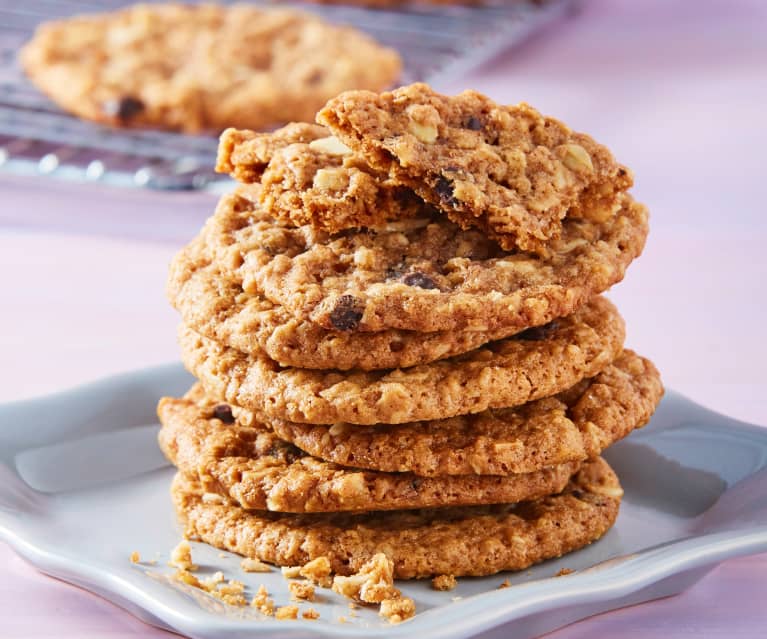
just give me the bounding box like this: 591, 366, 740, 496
0, 0, 575, 191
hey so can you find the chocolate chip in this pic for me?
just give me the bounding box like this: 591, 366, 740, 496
389, 341, 404, 353
464, 116, 482, 130
411, 478, 423, 491
402, 272, 437, 289
385, 264, 405, 280
212, 404, 235, 424
329, 294, 364, 331
306, 70, 324, 85
102, 96, 145, 122
435, 176, 458, 208
515, 320, 560, 341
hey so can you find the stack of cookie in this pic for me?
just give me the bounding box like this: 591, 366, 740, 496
160, 84, 663, 580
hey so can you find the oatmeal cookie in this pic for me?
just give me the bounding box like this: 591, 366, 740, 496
217, 124, 427, 233
20, 4, 401, 133
168, 239, 546, 370
158, 384, 579, 513
203, 189, 647, 333
318, 83, 632, 254
265, 350, 662, 476
172, 457, 621, 578
216, 123, 328, 183
178, 296, 625, 425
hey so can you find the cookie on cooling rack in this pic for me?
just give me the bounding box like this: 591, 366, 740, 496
19, 4, 401, 133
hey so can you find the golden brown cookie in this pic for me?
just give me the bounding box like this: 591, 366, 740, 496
265, 350, 663, 476
203, 188, 647, 334
173, 457, 621, 578
168, 239, 556, 371
216, 124, 427, 233
20, 4, 401, 133
318, 83, 633, 254
158, 384, 580, 513
178, 296, 625, 425
216, 124, 329, 183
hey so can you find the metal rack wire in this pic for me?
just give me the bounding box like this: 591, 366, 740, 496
0, 0, 575, 190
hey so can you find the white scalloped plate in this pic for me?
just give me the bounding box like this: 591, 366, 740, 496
1, 364, 766, 639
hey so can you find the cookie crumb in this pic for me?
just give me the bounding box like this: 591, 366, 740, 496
200, 571, 225, 589
130, 551, 140, 564
215, 579, 247, 607
241, 558, 272, 573
173, 569, 202, 588
169, 540, 197, 571
281, 566, 302, 579
251, 584, 275, 616
498, 579, 510, 589
556, 568, 574, 577
302, 608, 320, 620
289, 581, 316, 601
337, 616, 347, 624
431, 574, 457, 591
332, 553, 399, 604
300, 556, 333, 587
380, 597, 416, 624
275, 605, 299, 620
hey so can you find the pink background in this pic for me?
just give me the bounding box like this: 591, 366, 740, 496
1, 0, 766, 636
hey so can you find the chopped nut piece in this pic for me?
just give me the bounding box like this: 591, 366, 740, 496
302, 608, 320, 620
289, 581, 316, 601
379, 597, 416, 624
251, 584, 275, 616
408, 120, 438, 144
431, 574, 457, 591
561, 143, 594, 172
308, 136, 352, 156
241, 558, 272, 573
275, 605, 299, 620
300, 556, 333, 588
130, 551, 140, 563
169, 540, 197, 571
332, 553, 399, 603
313, 167, 349, 191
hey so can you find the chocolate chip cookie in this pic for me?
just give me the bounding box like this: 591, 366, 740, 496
20, 4, 401, 133
203, 188, 647, 333
159, 384, 579, 513
173, 457, 621, 578
318, 83, 632, 254
177, 296, 625, 425
217, 124, 427, 233
263, 350, 662, 476
168, 239, 552, 371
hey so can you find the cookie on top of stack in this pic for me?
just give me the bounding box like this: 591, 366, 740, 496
160, 83, 663, 581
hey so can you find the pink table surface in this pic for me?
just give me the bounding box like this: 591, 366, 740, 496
1, 0, 766, 637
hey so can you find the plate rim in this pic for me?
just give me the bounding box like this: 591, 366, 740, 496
1, 363, 766, 639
